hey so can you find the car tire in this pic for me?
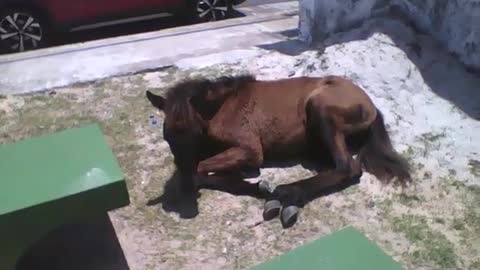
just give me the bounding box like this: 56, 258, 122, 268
185, 0, 233, 24
0, 8, 50, 54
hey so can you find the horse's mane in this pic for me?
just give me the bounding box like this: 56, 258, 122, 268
164, 74, 256, 130
165, 74, 256, 103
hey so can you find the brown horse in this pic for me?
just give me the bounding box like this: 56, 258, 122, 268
146, 74, 410, 228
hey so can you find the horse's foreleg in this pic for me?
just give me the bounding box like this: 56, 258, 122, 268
197, 146, 263, 174
196, 171, 263, 198
195, 146, 265, 197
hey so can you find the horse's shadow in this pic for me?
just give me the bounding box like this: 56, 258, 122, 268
146, 158, 357, 219
146, 171, 200, 219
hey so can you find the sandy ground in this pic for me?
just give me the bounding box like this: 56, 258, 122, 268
1, 16, 479, 270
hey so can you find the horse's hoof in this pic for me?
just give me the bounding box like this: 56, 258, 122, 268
263, 199, 281, 221
258, 180, 276, 195
280, 205, 299, 229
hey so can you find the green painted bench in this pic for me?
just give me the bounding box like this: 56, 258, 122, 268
251, 226, 406, 270
0, 124, 129, 270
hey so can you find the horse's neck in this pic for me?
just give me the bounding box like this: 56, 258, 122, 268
194, 98, 224, 121
195, 86, 238, 120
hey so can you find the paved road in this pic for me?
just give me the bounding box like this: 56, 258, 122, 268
49, 0, 291, 49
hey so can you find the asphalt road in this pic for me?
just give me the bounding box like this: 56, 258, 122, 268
49, 0, 291, 49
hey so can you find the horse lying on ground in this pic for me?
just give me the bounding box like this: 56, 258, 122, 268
146, 74, 411, 228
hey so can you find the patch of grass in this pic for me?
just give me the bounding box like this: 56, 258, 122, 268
188, 64, 238, 80
416, 131, 447, 157
468, 159, 480, 177
341, 184, 359, 195
13, 112, 98, 143
435, 180, 480, 267
405, 145, 415, 156
415, 162, 425, 171
392, 214, 458, 269
420, 132, 446, 143
463, 185, 480, 235
438, 179, 480, 263
469, 260, 480, 270
397, 193, 423, 206
376, 199, 393, 212
319, 57, 329, 70
451, 218, 466, 231
433, 217, 445, 224
401, 146, 418, 168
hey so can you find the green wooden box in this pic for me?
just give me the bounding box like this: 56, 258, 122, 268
251, 226, 406, 270
0, 124, 129, 270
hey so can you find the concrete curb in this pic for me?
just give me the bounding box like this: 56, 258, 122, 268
0, 1, 299, 95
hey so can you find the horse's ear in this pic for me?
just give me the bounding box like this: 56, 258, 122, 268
146, 91, 165, 110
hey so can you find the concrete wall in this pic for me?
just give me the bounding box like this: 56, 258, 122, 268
298, 0, 480, 69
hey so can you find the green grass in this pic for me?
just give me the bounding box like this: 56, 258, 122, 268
468, 159, 480, 177
397, 193, 423, 207
392, 215, 458, 269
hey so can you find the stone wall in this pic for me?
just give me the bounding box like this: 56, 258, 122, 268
298, 0, 480, 69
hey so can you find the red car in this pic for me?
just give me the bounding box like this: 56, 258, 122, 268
0, 0, 244, 54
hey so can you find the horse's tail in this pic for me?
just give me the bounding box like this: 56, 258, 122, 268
358, 108, 411, 183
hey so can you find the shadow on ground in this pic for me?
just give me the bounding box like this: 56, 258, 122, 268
146, 171, 200, 219
146, 157, 357, 220
16, 214, 130, 270
258, 13, 480, 120
257, 29, 316, 56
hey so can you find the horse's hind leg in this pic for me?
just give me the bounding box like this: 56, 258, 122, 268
270, 169, 357, 228
307, 104, 361, 178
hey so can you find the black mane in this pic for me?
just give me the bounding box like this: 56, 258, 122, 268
165, 74, 256, 105
162, 74, 256, 130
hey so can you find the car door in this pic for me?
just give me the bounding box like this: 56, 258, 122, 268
42, 0, 183, 26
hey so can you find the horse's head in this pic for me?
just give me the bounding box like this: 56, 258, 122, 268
146, 75, 255, 192
146, 89, 208, 193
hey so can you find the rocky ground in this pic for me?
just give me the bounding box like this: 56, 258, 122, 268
1, 16, 479, 270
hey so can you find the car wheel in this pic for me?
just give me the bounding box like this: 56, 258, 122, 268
0, 9, 49, 54
193, 0, 233, 22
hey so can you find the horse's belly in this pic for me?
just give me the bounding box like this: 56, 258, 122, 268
262, 128, 307, 160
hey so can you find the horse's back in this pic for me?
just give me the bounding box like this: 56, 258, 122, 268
305, 76, 378, 132
208, 77, 316, 158
250, 76, 316, 111
207, 76, 377, 157
305, 76, 372, 107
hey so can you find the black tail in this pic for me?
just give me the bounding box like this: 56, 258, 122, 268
358, 109, 411, 183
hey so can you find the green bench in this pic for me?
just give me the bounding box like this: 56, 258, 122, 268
0, 124, 129, 270
251, 226, 406, 270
